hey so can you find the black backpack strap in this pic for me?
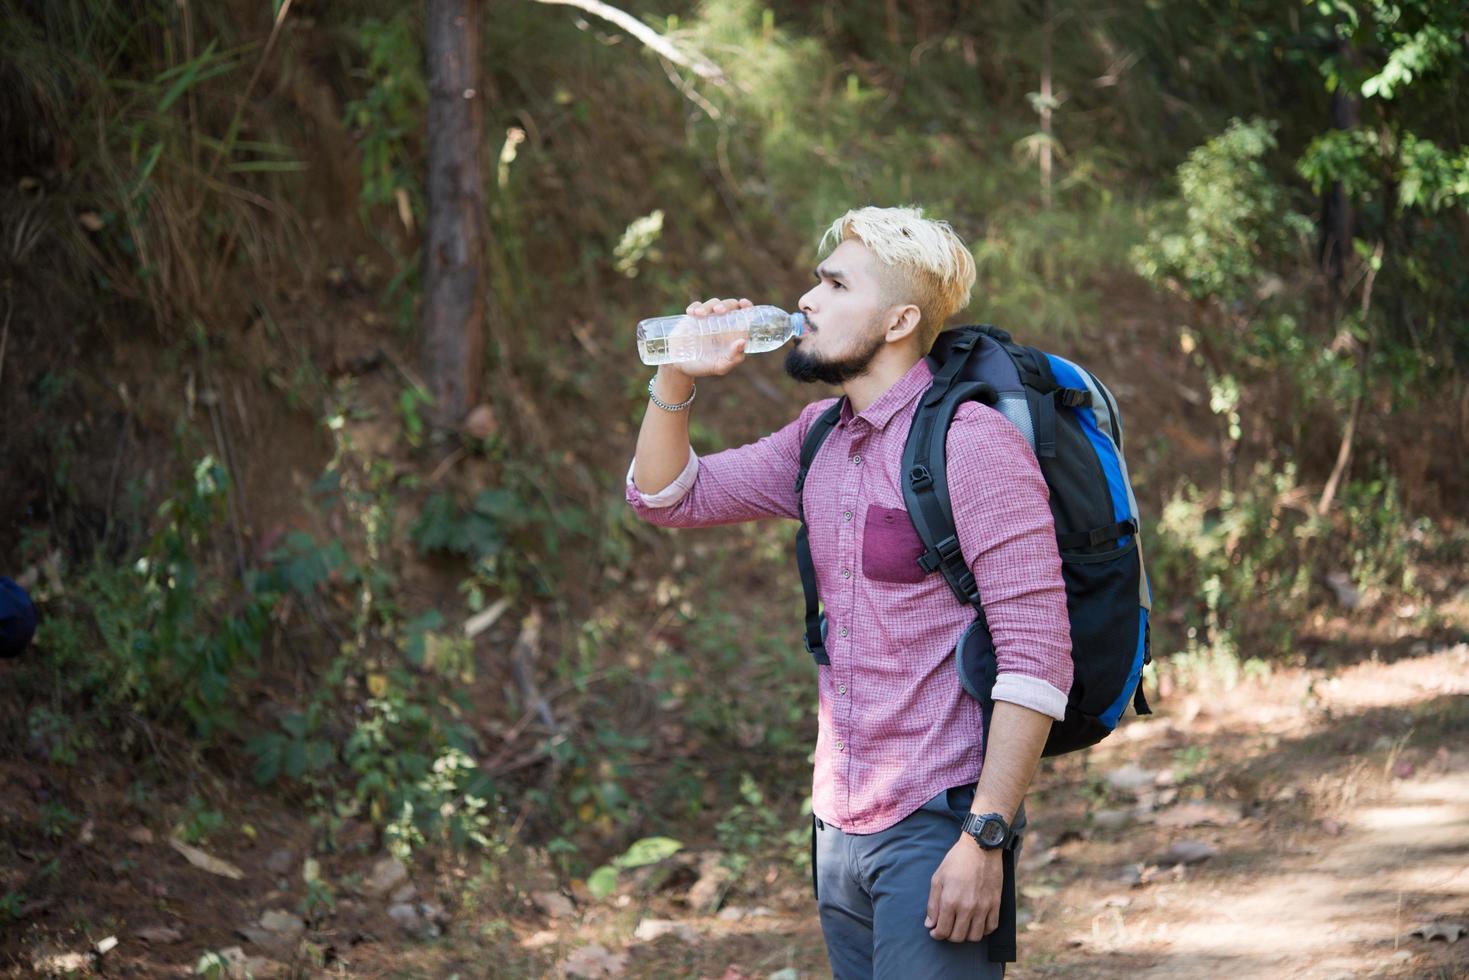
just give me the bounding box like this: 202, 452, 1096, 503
795, 400, 845, 665
923, 327, 982, 407
904, 353, 1020, 962
902, 377, 997, 615
990, 835, 1019, 962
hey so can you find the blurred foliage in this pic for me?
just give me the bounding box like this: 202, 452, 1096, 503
0, 0, 1465, 895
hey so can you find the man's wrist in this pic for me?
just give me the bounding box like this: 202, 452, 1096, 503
970, 800, 1016, 824
956, 833, 1003, 857
654, 366, 695, 402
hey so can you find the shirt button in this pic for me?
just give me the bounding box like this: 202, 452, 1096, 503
851, 454, 862, 465
838, 684, 848, 695
843, 510, 852, 521
841, 568, 851, 579
839, 626, 849, 637
835, 739, 845, 751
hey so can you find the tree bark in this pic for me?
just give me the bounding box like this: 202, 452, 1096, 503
1320, 38, 1359, 288
423, 0, 486, 427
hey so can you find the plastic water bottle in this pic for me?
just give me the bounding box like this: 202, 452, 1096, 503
636, 306, 806, 366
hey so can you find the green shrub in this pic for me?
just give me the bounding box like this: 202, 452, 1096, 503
26, 456, 274, 746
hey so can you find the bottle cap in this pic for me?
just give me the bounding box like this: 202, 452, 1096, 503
790, 312, 806, 337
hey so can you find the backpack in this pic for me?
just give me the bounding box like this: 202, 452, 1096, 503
793, 324, 1153, 758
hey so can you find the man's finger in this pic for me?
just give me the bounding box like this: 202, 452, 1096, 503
930, 897, 958, 941
924, 878, 941, 931
719, 343, 746, 373
984, 901, 1000, 937
966, 913, 987, 943
945, 904, 974, 944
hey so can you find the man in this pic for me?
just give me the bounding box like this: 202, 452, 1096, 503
625, 206, 1071, 978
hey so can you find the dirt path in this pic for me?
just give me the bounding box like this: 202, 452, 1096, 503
1100, 771, 1469, 980
526, 644, 1469, 980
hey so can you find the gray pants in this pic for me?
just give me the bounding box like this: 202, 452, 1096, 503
811, 785, 1024, 980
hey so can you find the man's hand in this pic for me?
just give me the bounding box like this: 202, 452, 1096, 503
925, 836, 1003, 942
665, 296, 753, 378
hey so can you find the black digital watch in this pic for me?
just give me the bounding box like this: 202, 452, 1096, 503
961, 811, 1013, 850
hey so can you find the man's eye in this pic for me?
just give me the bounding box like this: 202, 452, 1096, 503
831, 281, 843, 290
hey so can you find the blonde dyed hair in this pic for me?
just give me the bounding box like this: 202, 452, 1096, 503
818, 206, 977, 352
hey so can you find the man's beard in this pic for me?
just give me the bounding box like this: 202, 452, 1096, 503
783, 322, 886, 386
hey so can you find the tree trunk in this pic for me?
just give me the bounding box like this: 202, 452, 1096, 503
1320, 38, 1358, 288
423, 0, 486, 427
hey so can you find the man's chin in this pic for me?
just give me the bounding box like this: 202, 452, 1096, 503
785, 347, 853, 386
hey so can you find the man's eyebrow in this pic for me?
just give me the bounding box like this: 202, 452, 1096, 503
813, 265, 848, 282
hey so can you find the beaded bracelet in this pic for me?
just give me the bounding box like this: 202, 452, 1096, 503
647, 376, 697, 412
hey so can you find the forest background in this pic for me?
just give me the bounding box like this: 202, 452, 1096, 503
1, 0, 1466, 976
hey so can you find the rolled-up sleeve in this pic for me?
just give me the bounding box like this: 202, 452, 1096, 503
946, 403, 1072, 720
625, 448, 700, 509
624, 398, 840, 529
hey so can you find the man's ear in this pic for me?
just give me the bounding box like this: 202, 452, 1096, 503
885, 304, 922, 343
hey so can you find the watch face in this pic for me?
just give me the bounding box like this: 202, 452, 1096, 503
978, 819, 1007, 847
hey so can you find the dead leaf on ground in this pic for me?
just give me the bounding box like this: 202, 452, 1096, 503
560, 942, 628, 978
1410, 921, 1466, 942
362, 855, 408, 897
688, 851, 733, 912
1104, 764, 1158, 793
633, 918, 698, 943
532, 889, 576, 919
1158, 839, 1217, 865
1154, 801, 1243, 828
520, 929, 559, 949
134, 925, 183, 944
169, 837, 245, 879
31, 951, 92, 974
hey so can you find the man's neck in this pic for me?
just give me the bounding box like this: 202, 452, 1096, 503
842, 348, 924, 415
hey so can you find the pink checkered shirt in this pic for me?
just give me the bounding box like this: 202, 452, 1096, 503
626, 359, 1072, 833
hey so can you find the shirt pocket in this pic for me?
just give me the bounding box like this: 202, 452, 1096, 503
861, 505, 927, 584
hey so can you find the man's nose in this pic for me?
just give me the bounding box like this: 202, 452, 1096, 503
798, 287, 816, 313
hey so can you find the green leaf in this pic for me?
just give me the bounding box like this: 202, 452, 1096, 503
586, 865, 619, 898
612, 836, 683, 870
246, 733, 284, 785
225, 159, 309, 173
157, 40, 224, 112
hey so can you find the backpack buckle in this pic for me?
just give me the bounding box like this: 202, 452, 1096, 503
908, 465, 934, 491
1057, 387, 1092, 408
935, 535, 963, 562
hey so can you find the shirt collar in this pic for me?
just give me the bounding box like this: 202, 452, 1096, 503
838, 358, 934, 431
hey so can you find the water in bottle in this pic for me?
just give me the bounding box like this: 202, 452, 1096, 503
637, 305, 806, 366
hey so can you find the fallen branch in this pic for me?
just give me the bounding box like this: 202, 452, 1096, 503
533, 0, 727, 85
463, 595, 512, 639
